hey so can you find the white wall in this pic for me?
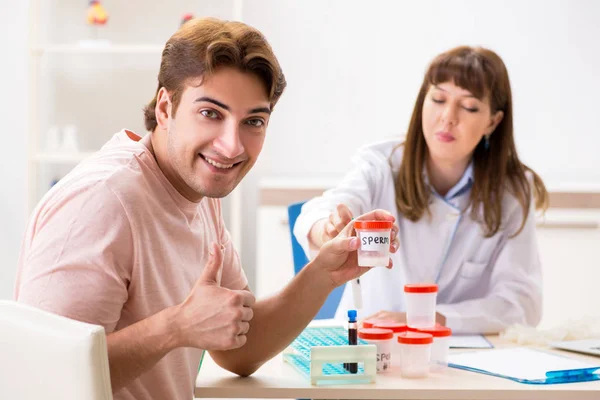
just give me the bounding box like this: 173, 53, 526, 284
241, 0, 600, 285
0, 1, 29, 299
245, 0, 600, 184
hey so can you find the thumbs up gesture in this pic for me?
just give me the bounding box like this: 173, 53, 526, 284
174, 242, 255, 350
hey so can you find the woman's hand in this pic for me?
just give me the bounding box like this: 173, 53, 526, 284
363, 310, 447, 326
363, 310, 406, 324
309, 204, 399, 249
311, 209, 399, 288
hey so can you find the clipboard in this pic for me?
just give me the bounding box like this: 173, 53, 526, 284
449, 334, 494, 349
448, 347, 600, 384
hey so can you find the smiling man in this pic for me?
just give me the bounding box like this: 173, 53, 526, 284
14, 17, 398, 400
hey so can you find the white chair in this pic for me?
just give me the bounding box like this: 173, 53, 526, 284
0, 300, 113, 399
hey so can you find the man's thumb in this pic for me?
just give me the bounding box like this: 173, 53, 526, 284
327, 235, 359, 256
199, 242, 224, 285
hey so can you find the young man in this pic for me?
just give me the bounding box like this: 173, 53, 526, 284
15, 18, 398, 400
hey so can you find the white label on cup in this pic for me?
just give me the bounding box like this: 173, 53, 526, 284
377, 349, 392, 372
358, 231, 390, 251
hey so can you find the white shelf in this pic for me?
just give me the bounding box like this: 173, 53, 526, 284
32, 43, 163, 55
259, 177, 340, 190
545, 181, 600, 193
34, 152, 95, 164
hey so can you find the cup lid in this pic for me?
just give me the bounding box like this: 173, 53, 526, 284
372, 321, 408, 333
397, 332, 433, 344
362, 319, 395, 328
407, 325, 452, 337
354, 220, 393, 230
358, 328, 394, 340
404, 283, 438, 293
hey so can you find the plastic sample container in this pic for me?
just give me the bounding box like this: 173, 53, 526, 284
409, 325, 452, 370
373, 321, 408, 367
397, 332, 433, 378
404, 283, 438, 329
362, 319, 395, 329
354, 220, 393, 267
358, 328, 394, 373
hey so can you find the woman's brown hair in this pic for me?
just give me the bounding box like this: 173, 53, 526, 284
143, 17, 286, 131
395, 46, 548, 237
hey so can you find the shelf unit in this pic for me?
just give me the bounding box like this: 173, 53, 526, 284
27, 0, 245, 255
33, 151, 96, 164
32, 44, 164, 56
27, 40, 164, 210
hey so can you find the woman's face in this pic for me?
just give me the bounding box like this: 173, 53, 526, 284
422, 81, 503, 166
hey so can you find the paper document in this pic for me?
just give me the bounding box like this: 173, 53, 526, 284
449, 347, 600, 382
449, 334, 493, 349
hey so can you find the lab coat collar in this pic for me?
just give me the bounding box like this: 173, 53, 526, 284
423, 160, 474, 203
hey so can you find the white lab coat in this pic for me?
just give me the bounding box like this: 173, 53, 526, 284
293, 139, 542, 334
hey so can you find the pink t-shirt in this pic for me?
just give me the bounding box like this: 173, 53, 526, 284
15, 129, 248, 400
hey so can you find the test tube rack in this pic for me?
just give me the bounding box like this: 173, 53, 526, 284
283, 326, 377, 385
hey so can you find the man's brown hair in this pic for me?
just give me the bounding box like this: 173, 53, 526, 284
143, 17, 286, 131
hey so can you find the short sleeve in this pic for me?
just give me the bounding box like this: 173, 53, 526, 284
219, 222, 248, 291
16, 182, 134, 332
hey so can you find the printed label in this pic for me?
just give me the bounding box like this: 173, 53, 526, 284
377, 351, 391, 372
358, 231, 390, 251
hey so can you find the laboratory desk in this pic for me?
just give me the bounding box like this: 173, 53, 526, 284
195, 335, 600, 400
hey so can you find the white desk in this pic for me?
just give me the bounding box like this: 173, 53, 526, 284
195, 336, 600, 399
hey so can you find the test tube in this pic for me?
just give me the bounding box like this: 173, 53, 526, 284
348, 309, 358, 373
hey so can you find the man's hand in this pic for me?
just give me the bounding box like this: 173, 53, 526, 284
174, 242, 255, 350
312, 209, 400, 288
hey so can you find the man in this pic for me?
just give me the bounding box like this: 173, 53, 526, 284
15, 18, 398, 400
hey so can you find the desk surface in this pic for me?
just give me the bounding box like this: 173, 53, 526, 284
195, 335, 600, 400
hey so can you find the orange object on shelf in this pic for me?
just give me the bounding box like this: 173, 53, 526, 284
181, 13, 194, 26
86, 0, 108, 25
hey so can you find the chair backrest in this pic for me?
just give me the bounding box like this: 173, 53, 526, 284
0, 300, 113, 400
287, 201, 344, 319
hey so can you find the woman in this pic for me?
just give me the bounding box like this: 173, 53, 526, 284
294, 46, 548, 334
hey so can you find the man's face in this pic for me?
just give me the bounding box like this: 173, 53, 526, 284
161, 67, 271, 200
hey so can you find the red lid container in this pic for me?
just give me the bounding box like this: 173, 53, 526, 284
373, 322, 408, 333
397, 332, 434, 345
407, 325, 452, 337
404, 283, 438, 293
358, 328, 394, 341
362, 319, 395, 328
354, 221, 393, 230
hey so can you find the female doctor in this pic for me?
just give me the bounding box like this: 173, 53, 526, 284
294, 46, 548, 334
